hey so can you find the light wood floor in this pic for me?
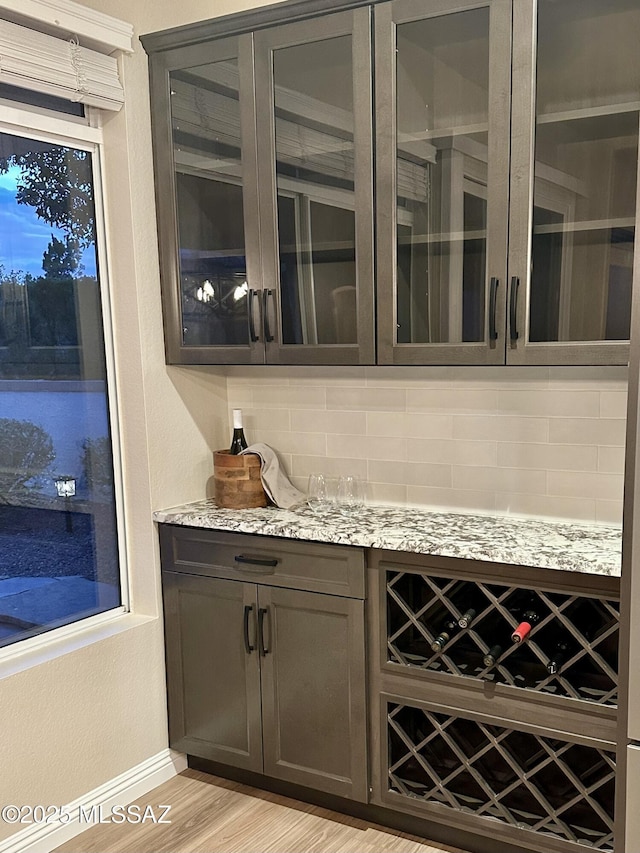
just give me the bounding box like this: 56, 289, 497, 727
54, 769, 468, 853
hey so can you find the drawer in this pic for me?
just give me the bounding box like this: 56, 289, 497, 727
158, 524, 365, 598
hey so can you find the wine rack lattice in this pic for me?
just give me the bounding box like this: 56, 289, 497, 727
386, 572, 619, 705
388, 703, 615, 850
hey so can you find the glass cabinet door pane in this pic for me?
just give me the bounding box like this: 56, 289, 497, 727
272, 36, 358, 346
170, 59, 250, 347
531, 0, 639, 343
395, 8, 489, 345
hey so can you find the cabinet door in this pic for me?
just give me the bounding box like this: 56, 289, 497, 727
258, 586, 368, 801
375, 0, 512, 365
162, 572, 263, 771
253, 10, 375, 364
508, 0, 638, 365
149, 36, 265, 364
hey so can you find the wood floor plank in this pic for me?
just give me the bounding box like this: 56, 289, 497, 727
53, 769, 469, 853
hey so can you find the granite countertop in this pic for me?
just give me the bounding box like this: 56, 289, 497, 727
154, 499, 622, 578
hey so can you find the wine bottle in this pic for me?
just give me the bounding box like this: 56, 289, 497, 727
546, 641, 569, 675
431, 618, 458, 653
229, 408, 248, 455
483, 644, 502, 667
458, 608, 477, 629
511, 609, 540, 644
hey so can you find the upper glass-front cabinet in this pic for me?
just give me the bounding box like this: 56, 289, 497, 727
253, 10, 375, 364
508, 0, 638, 364
148, 13, 374, 365
375, 0, 512, 365
146, 0, 636, 366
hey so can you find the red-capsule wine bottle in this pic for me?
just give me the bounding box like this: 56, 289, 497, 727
511, 610, 540, 644
229, 408, 248, 455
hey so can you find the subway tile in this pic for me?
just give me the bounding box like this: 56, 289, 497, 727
600, 391, 628, 419
291, 455, 368, 480
287, 366, 367, 387
595, 500, 624, 526
326, 434, 407, 461
291, 409, 366, 435
548, 418, 626, 447
497, 442, 597, 472
326, 386, 406, 412
410, 438, 497, 467
366, 482, 407, 505
407, 388, 498, 413
225, 365, 293, 383
368, 460, 452, 488
406, 486, 496, 514
549, 366, 628, 390
494, 493, 596, 524
256, 430, 326, 456
226, 386, 253, 406
497, 389, 600, 418
366, 411, 407, 437
404, 413, 454, 439
598, 446, 626, 474
453, 415, 549, 443
252, 385, 326, 409
453, 465, 547, 495
243, 409, 291, 432
547, 471, 624, 502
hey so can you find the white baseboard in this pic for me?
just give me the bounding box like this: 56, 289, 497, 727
0, 749, 187, 853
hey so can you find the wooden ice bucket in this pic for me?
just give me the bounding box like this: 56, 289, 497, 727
213, 450, 268, 509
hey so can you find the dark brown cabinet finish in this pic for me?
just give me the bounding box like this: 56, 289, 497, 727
160, 525, 368, 802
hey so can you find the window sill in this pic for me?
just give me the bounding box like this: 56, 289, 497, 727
0, 610, 157, 680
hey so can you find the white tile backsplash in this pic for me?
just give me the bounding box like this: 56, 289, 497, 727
225, 365, 627, 525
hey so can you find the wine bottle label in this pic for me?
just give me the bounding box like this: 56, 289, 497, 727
511, 621, 532, 643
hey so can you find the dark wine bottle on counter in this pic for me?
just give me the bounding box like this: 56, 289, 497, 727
483, 644, 502, 667
458, 608, 477, 629
511, 610, 541, 644
431, 619, 458, 653
229, 408, 248, 455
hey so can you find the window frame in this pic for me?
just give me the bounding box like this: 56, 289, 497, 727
0, 101, 130, 654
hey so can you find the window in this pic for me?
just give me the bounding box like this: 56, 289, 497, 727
0, 118, 125, 647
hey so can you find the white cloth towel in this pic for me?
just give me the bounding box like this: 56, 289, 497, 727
241, 443, 305, 509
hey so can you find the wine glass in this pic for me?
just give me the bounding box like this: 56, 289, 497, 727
336, 475, 365, 513
307, 473, 332, 514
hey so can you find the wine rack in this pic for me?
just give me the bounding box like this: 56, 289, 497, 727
386, 571, 619, 706
387, 701, 615, 850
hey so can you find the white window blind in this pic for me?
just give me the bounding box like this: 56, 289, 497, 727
0, 17, 124, 110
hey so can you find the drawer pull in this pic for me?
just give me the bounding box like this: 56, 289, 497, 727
234, 554, 279, 570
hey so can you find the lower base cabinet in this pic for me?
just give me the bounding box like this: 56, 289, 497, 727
161, 549, 367, 802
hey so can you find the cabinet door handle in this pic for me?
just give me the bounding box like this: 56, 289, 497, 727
243, 604, 255, 654
263, 289, 275, 342
489, 277, 499, 341
234, 554, 279, 571
258, 607, 269, 655
509, 276, 520, 342
248, 288, 259, 342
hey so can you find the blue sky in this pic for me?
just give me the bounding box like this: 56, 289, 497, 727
0, 167, 97, 278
